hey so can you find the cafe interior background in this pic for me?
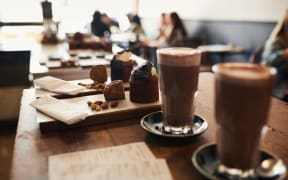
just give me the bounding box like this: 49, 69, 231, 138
0, 0, 287, 179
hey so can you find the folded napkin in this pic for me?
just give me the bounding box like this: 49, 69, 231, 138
31, 96, 87, 125
34, 76, 85, 95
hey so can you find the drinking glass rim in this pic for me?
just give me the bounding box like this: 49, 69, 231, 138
212, 62, 277, 78
157, 47, 201, 56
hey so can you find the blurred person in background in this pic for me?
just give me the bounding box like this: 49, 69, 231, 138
166, 12, 187, 46
157, 13, 169, 40
142, 12, 187, 48
262, 10, 288, 102
101, 13, 120, 33
128, 14, 145, 36
91, 11, 111, 37
140, 12, 187, 70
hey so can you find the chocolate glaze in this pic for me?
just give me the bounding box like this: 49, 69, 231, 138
130, 62, 153, 81
111, 50, 134, 82
130, 62, 159, 103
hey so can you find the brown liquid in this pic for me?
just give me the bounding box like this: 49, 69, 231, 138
215, 76, 274, 170
159, 64, 200, 128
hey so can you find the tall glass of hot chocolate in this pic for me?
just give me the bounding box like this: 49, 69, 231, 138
213, 63, 276, 178
157, 47, 201, 134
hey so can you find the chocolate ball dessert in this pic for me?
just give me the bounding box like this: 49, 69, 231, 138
130, 62, 159, 103
110, 50, 134, 82
104, 80, 125, 101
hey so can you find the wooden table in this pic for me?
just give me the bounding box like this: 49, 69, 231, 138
0, 35, 146, 81
197, 44, 245, 64
197, 44, 243, 53
31, 43, 147, 81
10, 73, 288, 180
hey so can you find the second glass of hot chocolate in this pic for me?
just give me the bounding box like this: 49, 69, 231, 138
213, 63, 276, 178
157, 47, 201, 134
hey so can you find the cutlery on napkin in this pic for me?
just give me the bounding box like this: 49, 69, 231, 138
34, 76, 85, 95
31, 96, 88, 125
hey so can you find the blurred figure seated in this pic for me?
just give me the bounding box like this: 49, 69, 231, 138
91, 11, 111, 38
262, 10, 288, 102
128, 14, 145, 37
157, 13, 169, 40
101, 13, 120, 33
142, 12, 187, 48
140, 12, 187, 69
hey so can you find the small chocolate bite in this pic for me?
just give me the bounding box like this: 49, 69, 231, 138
130, 62, 154, 81
104, 80, 125, 101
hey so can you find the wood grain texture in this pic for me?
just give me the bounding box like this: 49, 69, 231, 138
37, 91, 161, 132
34, 79, 130, 99
32, 68, 91, 81
267, 98, 288, 136
10, 72, 288, 180
10, 90, 115, 180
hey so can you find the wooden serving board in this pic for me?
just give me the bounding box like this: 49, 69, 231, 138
35, 79, 130, 99
37, 91, 161, 132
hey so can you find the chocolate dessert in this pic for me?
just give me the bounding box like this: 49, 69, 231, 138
89, 65, 108, 83
60, 60, 76, 67
68, 32, 112, 52
103, 80, 125, 101
130, 62, 159, 103
110, 50, 134, 82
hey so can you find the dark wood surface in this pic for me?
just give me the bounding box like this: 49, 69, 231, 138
32, 67, 91, 81
10, 72, 288, 180
37, 91, 161, 133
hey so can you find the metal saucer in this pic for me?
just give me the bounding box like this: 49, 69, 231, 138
140, 111, 208, 138
192, 143, 286, 180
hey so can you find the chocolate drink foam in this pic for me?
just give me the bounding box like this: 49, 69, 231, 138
157, 47, 201, 67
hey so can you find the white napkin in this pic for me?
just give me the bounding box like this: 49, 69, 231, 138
30, 96, 88, 125
34, 76, 85, 95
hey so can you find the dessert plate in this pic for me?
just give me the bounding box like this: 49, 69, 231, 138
192, 143, 286, 180
140, 111, 208, 138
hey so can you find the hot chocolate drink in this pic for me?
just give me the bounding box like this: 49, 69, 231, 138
157, 48, 201, 134
213, 63, 276, 176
